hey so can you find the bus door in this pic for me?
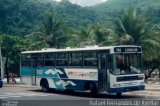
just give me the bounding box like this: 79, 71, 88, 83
98, 53, 108, 92
31, 58, 37, 85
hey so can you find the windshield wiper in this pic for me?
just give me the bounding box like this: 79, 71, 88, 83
130, 66, 140, 73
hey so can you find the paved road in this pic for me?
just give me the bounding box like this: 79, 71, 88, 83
0, 84, 160, 106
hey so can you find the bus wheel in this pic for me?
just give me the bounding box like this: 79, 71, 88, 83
64, 89, 74, 93
90, 83, 97, 96
41, 80, 49, 93
116, 93, 122, 97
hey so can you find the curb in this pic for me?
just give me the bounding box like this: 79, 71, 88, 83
3, 83, 40, 88
145, 85, 160, 90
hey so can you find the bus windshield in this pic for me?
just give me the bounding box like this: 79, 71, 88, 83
112, 53, 142, 75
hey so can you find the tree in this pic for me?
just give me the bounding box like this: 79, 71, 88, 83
116, 7, 147, 44
92, 23, 118, 46
116, 7, 160, 76
144, 24, 160, 77
0, 34, 32, 83
67, 23, 118, 47
67, 25, 95, 47
116, 7, 160, 58
27, 12, 68, 49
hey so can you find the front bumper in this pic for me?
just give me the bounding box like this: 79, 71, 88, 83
109, 85, 145, 93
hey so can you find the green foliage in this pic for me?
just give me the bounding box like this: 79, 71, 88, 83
27, 12, 68, 49
54, 1, 97, 28
90, 0, 160, 29
92, 23, 118, 46
67, 23, 118, 47
0, 0, 159, 71
66, 26, 94, 47
0, 0, 97, 36
93, 0, 160, 11
0, 0, 47, 35
0, 35, 32, 66
116, 7, 149, 44
116, 7, 160, 70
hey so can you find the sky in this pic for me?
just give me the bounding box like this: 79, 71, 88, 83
53, 0, 108, 6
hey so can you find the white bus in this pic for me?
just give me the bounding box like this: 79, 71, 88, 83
20, 45, 145, 96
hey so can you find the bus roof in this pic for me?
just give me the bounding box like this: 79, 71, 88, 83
21, 45, 142, 54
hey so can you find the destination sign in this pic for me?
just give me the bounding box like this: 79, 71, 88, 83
114, 47, 141, 53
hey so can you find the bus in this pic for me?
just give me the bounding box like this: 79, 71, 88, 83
20, 45, 145, 96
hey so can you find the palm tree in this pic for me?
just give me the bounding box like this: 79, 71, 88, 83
67, 25, 95, 47
116, 7, 160, 60
117, 7, 147, 44
92, 23, 118, 46
116, 7, 160, 77
26, 12, 68, 49
68, 23, 118, 47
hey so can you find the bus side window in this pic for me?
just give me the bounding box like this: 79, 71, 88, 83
45, 60, 55, 66
56, 52, 68, 67
83, 52, 97, 67
69, 52, 82, 67
21, 54, 32, 67
44, 53, 55, 67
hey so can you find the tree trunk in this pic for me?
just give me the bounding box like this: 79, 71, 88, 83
5, 57, 9, 83
148, 67, 156, 78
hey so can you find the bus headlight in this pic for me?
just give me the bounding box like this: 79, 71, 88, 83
139, 82, 145, 85
113, 84, 121, 87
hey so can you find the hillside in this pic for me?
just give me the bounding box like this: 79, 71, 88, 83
0, 0, 97, 36
53, 1, 97, 28
90, 0, 160, 27
0, 0, 159, 72
92, 0, 160, 12
0, 0, 159, 36
0, 0, 54, 35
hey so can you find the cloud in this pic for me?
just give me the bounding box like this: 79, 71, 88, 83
69, 0, 82, 4
53, 0, 62, 2
53, 0, 108, 6
101, 0, 108, 2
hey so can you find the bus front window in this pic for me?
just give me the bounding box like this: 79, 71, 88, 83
112, 53, 142, 75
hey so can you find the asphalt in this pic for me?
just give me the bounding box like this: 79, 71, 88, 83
1, 78, 160, 99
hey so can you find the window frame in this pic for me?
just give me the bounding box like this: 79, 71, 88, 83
83, 51, 98, 68
68, 52, 83, 68
44, 53, 56, 67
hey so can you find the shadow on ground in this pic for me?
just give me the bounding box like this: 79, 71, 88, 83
27, 89, 145, 99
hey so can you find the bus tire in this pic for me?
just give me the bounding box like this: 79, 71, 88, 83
116, 93, 122, 97
64, 89, 74, 93
41, 80, 50, 93
90, 83, 97, 96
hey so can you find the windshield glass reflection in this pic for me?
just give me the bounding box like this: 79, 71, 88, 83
111, 54, 142, 75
